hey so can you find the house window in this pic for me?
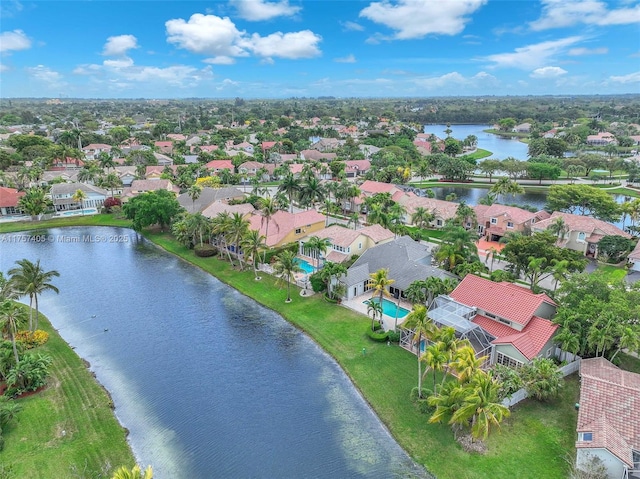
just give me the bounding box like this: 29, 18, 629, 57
358, 242, 362, 250
495, 352, 522, 369
295, 228, 302, 234
436, 219, 443, 226
507, 221, 514, 229
490, 218, 497, 224
578, 432, 593, 442
578, 232, 586, 242
531, 218, 536, 224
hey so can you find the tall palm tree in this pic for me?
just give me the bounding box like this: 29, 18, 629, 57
226, 212, 250, 270
369, 268, 395, 306
18, 187, 52, 218
299, 176, 326, 209
278, 173, 301, 213
241, 230, 267, 280
303, 236, 331, 273
403, 305, 437, 397
450, 346, 486, 384
72, 189, 88, 214
367, 300, 383, 331
318, 261, 347, 300
0, 301, 28, 364
423, 341, 449, 392
547, 217, 568, 244
258, 196, 278, 263
273, 250, 303, 303
411, 207, 435, 230
610, 325, 640, 362
187, 184, 202, 213
490, 177, 523, 203
484, 246, 499, 273
9, 259, 60, 331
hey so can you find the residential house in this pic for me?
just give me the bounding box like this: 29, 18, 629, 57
532, 211, 631, 258
628, 240, 640, 272
339, 235, 456, 301
247, 209, 326, 248
344, 160, 371, 178
299, 224, 395, 264
476, 204, 549, 241
512, 123, 531, 133
397, 193, 459, 228
154, 152, 174, 166
201, 201, 255, 219
191, 144, 219, 154
52, 156, 84, 169
82, 143, 112, 160
0, 187, 25, 216
50, 183, 108, 212
429, 274, 558, 367
586, 132, 617, 146
205, 159, 234, 174
176, 186, 245, 214
238, 161, 275, 181
299, 150, 337, 162
575, 358, 640, 479
309, 138, 343, 152
226, 141, 254, 155
145, 165, 178, 179
166, 133, 187, 142
128, 179, 179, 195
154, 141, 173, 155
114, 166, 137, 187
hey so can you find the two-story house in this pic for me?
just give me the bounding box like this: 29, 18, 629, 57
0, 187, 25, 216
50, 183, 108, 212
475, 204, 550, 241
248, 209, 326, 248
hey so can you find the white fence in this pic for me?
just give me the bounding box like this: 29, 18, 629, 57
501, 350, 581, 408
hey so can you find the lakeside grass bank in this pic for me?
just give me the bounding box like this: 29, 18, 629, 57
1, 215, 580, 478
1, 308, 134, 478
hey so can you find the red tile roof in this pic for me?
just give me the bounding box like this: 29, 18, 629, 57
480, 204, 537, 225
450, 274, 555, 327
0, 187, 25, 208
577, 358, 640, 467
534, 211, 631, 239
359, 180, 399, 195
205, 160, 234, 171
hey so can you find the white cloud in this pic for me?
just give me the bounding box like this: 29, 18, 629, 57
341, 21, 365, 32
203, 56, 236, 65
26, 64, 65, 87
0, 29, 31, 53
359, 0, 487, 39
334, 54, 356, 63
568, 47, 608, 56
414, 71, 498, 89
530, 0, 640, 30
231, 0, 300, 21
245, 30, 322, 59
609, 71, 640, 84
483, 36, 583, 69
166, 13, 247, 58
0, 63, 8, 72
103, 57, 135, 68
530, 66, 568, 78
102, 34, 138, 56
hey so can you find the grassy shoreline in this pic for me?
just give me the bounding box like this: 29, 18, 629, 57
1, 216, 579, 479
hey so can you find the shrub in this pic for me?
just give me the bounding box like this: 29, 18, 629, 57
519, 357, 563, 402
194, 244, 216, 257
366, 327, 388, 342
6, 352, 52, 396
309, 273, 325, 293
103, 197, 121, 212
15, 330, 49, 349
490, 363, 523, 401
387, 330, 400, 343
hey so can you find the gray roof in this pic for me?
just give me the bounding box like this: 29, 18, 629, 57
177, 186, 245, 214
341, 236, 456, 290
50, 183, 108, 196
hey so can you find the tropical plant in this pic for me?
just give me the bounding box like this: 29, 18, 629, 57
318, 261, 347, 299
18, 187, 52, 218
8, 259, 60, 331
6, 352, 52, 395
278, 173, 301, 213
519, 358, 563, 402
303, 236, 331, 273
366, 300, 383, 331
403, 305, 437, 397
410, 206, 435, 230
111, 464, 153, 479
0, 301, 27, 364
241, 230, 267, 280
272, 250, 303, 303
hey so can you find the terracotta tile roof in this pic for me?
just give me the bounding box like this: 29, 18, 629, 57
450, 274, 555, 327
313, 224, 394, 247
396, 192, 459, 221
0, 187, 25, 208
359, 180, 399, 195
205, 160, 234, 171
344, 160, 371, 173
628, 240, 640, 261
474, 204, 490, 218
146, 165, 178, 175
154, 141, 173, 147
535, 210, 551, 220
534, 211, 631, 239
480, 204, 537, 225
248, 209, 326, 247
576, 358, 640, 467
130, 179, 179, 193
325, 250, 349, 263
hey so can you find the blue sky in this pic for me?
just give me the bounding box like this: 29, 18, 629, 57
0, 0, 639, 98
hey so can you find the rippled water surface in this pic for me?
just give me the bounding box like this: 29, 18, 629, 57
0, 227, 431, 479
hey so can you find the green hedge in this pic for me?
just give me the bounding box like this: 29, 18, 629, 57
366, 327, 389, 342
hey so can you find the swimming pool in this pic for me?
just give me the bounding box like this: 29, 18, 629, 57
364, 297, 411, 318
60, 208, 98, 217
295, 258, 315, 274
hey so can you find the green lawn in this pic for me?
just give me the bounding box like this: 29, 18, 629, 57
462, 148, 492, 160
596, 264, 628, 282
617, 352, 640, 374
1, 311, 134, 478
1, 217, 581, 479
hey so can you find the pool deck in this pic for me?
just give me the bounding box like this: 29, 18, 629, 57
342, 293, 414, 332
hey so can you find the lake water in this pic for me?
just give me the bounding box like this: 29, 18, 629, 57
0, 227, 430, 479
423, 124, 529, 160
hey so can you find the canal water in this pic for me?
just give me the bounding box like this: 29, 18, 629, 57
423, 124, 529, 160
0, 227, 430, 479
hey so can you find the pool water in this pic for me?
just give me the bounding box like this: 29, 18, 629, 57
295, 258, 315, 274
61, 208, 98, 216
364, 297, 411, 318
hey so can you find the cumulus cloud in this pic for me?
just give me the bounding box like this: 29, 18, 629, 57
231, 0, 300, 21
0, 29, 31, 53
166, 14, 247, 58
609, 71, 640, 84
103, 57, 135, 68
568, 47, 608, 56
359, 0, 487, 39
334, 54, 356, 63
530, 0, 640, 30
483, 36, 583, 69
530, 66, 568, 78
244, 30, 322, 59
414, 71, 498, 89
26, 64, 65, 87
341, 21, 365, 32
102, 34, 138, 56
203, 56, 236, 65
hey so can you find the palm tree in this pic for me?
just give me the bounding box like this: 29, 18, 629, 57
554, 327, 580, 362
484, 246, 499, 273
18, 187, 52, 219
403, 305, 437, 397
100, 172, 123, 198
299, 176, 326, 209
423, 341, 449, 392
273, 250, 303, 303
258, 196, 278, 263
72, 189, 88, 214
187, 184, 202, 213
450, 371, 510, 441
547, 217, 568, 244
367, 300, 383, 331
411, 207, 435, 230
9, 259, 60, 331
347, 212, 361, 230
226, 212, 250, 270
369, 268, 395, 307
404, 280, 427, 305
455, 201, 477, 230
0, 301, 27, 364
303, 236, 331, 273
278, 173, 301, 213
610, 325, 640, 362
450, 346, 486, 384
241, 230, 267, 280
318, 261, 347, 300
490, 177, 523, 203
